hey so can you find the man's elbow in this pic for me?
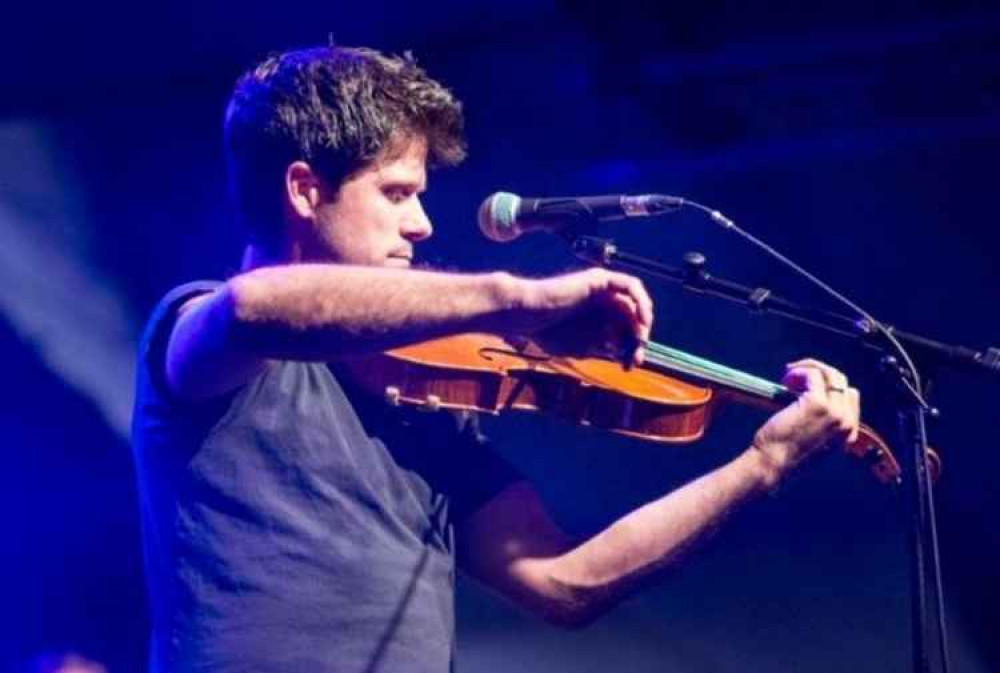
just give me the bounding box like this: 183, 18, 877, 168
528, 578, 615, 630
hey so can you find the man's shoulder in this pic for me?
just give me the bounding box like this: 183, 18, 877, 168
135, 281, 226, 404
142, 281, 224, 335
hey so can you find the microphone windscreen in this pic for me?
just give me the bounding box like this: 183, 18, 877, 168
478, 192, 522, 242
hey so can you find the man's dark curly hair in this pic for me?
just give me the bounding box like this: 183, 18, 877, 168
224, 46, 467, 247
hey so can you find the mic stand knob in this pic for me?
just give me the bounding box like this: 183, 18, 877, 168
682, 251, 709, 288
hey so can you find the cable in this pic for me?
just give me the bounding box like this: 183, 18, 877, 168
679, 197, 950, 673
681, 198, 930, 408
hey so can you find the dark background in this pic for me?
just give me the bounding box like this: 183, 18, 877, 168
1, 1, 997, 671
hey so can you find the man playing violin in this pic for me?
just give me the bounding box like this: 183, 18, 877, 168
131, 46, 861, 672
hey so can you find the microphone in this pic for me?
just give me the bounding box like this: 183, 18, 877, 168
478, 191, 685, 242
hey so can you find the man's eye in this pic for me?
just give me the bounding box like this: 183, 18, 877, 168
384, 188, 410, 203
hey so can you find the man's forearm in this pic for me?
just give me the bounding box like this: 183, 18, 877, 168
226, 264, 520, 359
544, 447, 780, 624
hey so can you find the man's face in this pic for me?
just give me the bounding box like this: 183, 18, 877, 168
309, 137, 432, 268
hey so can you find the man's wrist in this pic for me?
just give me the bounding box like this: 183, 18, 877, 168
742, 442, 790, 493
488, 271, 523, 313
481, 271, 537, 332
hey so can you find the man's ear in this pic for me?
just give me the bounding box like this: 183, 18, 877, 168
284, 161, 322, 220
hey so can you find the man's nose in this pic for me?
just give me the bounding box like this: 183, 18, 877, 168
402, 197, 433, 242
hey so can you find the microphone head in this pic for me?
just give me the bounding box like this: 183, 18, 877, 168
478, 191, 522, 243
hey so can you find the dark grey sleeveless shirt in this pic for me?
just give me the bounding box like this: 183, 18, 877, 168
131, 282, 520, 672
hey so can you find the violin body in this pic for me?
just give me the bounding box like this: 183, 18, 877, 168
347, 333, 920, 486
352, 333, 716, 442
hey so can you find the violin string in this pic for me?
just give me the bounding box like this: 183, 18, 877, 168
644, 341, 787, 400
643, 343, 768, 390
646, 347, 782, 397
645, 354, 768, 396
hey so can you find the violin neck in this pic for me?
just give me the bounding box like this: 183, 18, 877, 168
643, 340, 794, 405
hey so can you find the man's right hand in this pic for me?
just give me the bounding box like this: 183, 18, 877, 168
507, 268, 654, 368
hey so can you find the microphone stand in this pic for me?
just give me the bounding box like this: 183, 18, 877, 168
570, 237, 999, 379
568, 232, 1000, 673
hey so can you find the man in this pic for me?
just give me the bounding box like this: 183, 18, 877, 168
131, 46, 860, 672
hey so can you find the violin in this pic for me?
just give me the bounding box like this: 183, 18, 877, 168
348, 332, 940, 486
